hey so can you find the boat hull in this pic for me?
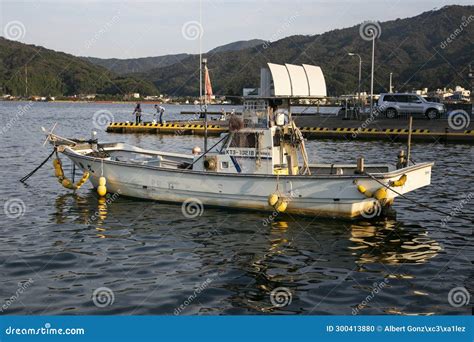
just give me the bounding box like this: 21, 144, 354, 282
63, 149, 433, 219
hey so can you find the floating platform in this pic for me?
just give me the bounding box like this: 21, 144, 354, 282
106, 119, 474, 143
299, 127, 474, 143
106, 122, 226, 136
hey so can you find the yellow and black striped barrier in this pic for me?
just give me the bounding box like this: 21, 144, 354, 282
106, 122, 474, 143
299, 127, 474, 143
106, 122, 226, 136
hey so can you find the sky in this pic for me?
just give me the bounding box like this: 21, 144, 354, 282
0, 0, 471, 59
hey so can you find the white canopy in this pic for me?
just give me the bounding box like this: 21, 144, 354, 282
267, 62, 327, 98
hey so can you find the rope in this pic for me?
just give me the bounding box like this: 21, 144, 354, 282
20, 149, 56, 183
365, 172, 474, 223
186, 134, 229, 169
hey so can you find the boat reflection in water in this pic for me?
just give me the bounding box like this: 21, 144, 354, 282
51, 195, 442, 315
348, 220, 442, 265
53, 192, 117, 238
241, 217, 442, 314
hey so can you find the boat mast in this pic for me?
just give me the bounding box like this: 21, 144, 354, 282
198, 0, 208, 151
203, 58, 208, 151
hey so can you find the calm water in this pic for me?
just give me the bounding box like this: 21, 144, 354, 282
0, 101, 472, 315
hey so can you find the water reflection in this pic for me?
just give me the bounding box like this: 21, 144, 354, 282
53, 192, 110, 233
348, 220, 442, 265
50, 193, 443, 315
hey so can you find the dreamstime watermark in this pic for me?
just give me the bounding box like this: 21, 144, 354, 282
447, 109, 471, 130
441, 192, 472, 227
174, 103, 202, 136
263, 190, 300, 226
181, 197, 204, 218
3, 20, 26, 41
351, 105, 386, 138
84, 10, 122, 50
174, 277, 213, 315
92, 109, 115, 130
0, 278, 34, 313
4, 198, 26, 219
181, 21, 203, 41
360, 200, 382, 219
1, 101, 34, 136
448, 286, 470, 308
92, 287, 115, 308
86, 190, 121, 225
263, 12, 300, 49
359, 21, 381, 41
440, 15, 474, 49
270, 287, 292, 308
5, 323, 85, 336
352, 279, 389, 315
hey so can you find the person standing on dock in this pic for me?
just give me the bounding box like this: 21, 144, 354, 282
159, 105, 165, 124
155, 104, 165, 124
133, 103, 142, 124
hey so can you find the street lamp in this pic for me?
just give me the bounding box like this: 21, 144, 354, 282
369, 28, 376, 116
348, 53, 362, 108
389, 72, 393, 93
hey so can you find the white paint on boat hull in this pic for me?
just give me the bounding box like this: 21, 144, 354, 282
65, 150, 432, 219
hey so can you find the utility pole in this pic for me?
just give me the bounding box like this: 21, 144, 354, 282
348, 53, 362, 108
25, 64, 28, 97
389, 72, 393, 93
469, 63, 473, 102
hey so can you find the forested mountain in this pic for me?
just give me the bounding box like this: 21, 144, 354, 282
1, 5, 472, 98
207, 39, 266, 54
84, 39, 265, 75
0, 38, 158, 96
138, 5, 473, 97
83, 54, 190, 75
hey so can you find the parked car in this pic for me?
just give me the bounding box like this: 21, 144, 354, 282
377, 93, 446, 119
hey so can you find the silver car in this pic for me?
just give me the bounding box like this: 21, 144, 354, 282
377, 93, 446, 119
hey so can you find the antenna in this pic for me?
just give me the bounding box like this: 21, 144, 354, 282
25, 64, 28, 97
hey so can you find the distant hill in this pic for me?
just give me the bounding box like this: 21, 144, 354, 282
84, 40, 264, 75
138, 5, 473, 97
82, 54, 190, 75
0, 37, 158, 96
207, 39, 266, 53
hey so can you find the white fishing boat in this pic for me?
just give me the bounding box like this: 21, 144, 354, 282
46, 63, 433, 219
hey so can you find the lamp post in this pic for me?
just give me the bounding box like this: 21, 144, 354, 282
369, 28, 376, 116
389, 72, 393, 93
348, 53, 362, 108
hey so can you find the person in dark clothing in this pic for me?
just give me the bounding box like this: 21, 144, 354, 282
133, 103, 142, 124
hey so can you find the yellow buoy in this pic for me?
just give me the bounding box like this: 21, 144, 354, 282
275, 199, 288, 213
99, 176, 107, 186
97, 185, 107, 197
357, 185, 372, 198
62, 178, 73, 189
54, 167, 64, 178
268, 193, 279, 207
53, 159, 61, 168
390, 174, 407, 187
374, 187, 388, 201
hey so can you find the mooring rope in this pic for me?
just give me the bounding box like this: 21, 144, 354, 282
20, 149, 56, 183
365, 172, 474, 223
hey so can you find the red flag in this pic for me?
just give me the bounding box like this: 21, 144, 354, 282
204, 65, 213, 102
